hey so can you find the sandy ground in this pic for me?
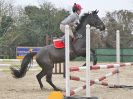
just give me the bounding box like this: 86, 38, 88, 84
1, 61, 133, 99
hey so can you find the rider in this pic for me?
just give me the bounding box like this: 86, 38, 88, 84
60, 3, 82, 40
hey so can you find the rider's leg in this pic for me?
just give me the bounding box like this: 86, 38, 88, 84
69, 27, 76, 42
60, 24, 74, 40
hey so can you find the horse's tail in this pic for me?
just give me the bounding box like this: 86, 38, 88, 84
10, 52, 37, 78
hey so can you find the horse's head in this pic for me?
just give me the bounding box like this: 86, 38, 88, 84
88, 10, 105, 31
76, 10, 105, 32
74, 10, 105, 56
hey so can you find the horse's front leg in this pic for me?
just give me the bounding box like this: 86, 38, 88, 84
36, 69, 46, 89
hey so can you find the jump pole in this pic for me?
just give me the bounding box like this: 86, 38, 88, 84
86, 24, 91, 97
65, 25, 70, 96
65, 25, 97, 99
116, 30, 120, 85
116, 30, 120, 65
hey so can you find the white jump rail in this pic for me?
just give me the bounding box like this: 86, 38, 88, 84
86, 24, 91, 97
0, 59, 36, 62
65, 24, 91, 97
65, 25, 70, 96
116, 30, 120, 85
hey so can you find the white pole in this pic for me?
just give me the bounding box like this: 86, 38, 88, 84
86, 24, 91, 97
116, 30, 120, 63
65, 25, 70, 96
116, 30, 120, 85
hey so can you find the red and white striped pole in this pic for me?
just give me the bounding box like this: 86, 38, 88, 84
70, 62, 133, 72
69, 69, 119, 96
70, 69, 119, 84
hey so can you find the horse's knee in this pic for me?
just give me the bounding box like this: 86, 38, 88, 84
46, 74, 52, 82
46, 78, 50, 82
46, 72, 53, 82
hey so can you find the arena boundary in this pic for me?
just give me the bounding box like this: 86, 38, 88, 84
0, 59, 65, 75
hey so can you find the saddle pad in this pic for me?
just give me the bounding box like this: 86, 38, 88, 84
53, 39, 65, 48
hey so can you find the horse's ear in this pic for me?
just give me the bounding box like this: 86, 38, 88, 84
93, 9, 99, 14
96, 9, 99, 14
88, 11, 91, 14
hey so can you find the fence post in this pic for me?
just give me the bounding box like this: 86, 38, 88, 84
65, 25, 70, 96
116, 30, 120, 85
86, 24, 91, 97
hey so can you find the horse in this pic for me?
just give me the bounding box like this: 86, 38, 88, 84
10, 10, 105, 91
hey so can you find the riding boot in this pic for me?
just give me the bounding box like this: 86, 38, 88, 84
60, 35, 65, 42
60, 35, 74, 42
72, 36, 76, 42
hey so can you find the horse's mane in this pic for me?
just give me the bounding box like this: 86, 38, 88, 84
75, 13, 89, 31
75, 10, 99, 32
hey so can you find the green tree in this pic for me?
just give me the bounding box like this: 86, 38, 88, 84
21, 2, 69, 46
102, 10, 133, 48
0, 1, 69, 58
0, 15, 13, 36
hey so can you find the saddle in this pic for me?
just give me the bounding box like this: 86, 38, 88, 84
53, 39, 65, 48
53, 35, 78, 49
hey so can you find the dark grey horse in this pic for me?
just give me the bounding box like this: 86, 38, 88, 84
10, 10, 105, 91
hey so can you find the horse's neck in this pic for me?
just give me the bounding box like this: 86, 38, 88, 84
73, 21, 91, 56
76, 16, 92, 37
75, 23, 88, 37
71, 36, 86, 57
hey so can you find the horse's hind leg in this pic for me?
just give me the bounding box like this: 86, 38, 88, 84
36, 69, 46, 89
46, 68, 62, 91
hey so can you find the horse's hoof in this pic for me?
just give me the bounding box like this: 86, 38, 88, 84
54, 88, 62, 91
40, 87, 46, 90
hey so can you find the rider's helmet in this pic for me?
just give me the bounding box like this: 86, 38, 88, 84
72, 3, 82, 12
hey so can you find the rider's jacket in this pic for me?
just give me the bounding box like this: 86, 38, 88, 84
60, 12, 79, 27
